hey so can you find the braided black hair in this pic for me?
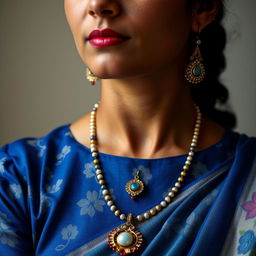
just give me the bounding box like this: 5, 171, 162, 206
188, 0, 237, 129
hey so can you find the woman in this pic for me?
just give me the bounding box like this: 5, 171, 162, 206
0, 0, 255, 255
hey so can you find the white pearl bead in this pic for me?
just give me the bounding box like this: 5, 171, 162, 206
161, 201, 167, 207
144, 213, 150, 219
110, 205, 116, 211
94, 103, 99, 108
168, 191, 175, 197
102, 189, 109, 195
172, 187, 178, 192
165, 196, 171, 203
107, 201, 113, 206
96, 169, 102, 175
120, 214, 126, 220
175, 182, 181, 188
97, 174, 103, 180
191, 143, 196, 147
136, 215, 143, 221
187, 156, 193, 161
189, 152, 194, 156
92, 152, 98, 157
185, 160, 191, 165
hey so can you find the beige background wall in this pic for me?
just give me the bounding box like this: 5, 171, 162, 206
0, 0, 256, 146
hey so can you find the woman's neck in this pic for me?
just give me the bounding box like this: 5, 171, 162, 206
70, 72, 225, 159
95, 73, 198, 158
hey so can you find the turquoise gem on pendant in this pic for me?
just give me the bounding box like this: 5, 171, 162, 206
117, 232, 134, 247
125, 170, 145, 200
130, 182, 140, 191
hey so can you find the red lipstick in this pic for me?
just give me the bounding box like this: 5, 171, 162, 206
87, 28, 130, 47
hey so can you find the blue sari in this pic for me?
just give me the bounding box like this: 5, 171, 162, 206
0, 124, 256, 255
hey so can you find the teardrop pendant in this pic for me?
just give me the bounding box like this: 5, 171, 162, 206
125, 170, 144, 199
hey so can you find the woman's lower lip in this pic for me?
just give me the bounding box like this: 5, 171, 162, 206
88, 37, 129, 47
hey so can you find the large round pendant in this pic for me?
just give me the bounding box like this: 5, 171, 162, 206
108, 214, 143, 255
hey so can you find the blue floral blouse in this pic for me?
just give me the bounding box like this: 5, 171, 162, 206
0, 124, 256, 256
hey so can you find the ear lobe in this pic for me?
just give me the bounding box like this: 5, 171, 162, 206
191, 0, 219, 32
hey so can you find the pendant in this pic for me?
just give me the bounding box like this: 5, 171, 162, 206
125, 170, 144, 200
108, 214, 143, 255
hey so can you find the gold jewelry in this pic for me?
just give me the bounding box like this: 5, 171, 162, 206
185, 37, 206, 84
89, 103, 202, 255
86, 68, 99, 86
125, 169, 144, 200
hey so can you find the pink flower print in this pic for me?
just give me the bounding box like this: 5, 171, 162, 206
242, 192, 256, 220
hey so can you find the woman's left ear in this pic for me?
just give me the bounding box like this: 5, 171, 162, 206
191, 0, 219, 32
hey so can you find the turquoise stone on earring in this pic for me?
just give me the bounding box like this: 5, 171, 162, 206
194, 65, 202, 76
130, 182, 140, 191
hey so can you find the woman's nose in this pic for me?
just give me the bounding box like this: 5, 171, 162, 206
87, 0, 121, 18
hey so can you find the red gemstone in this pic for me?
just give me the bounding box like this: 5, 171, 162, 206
131, 196, 135, 200
121, 252, 126, 256
91, 81, 95, 86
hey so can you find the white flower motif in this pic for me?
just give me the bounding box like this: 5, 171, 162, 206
83, 163, 95, 178
0, 211, 19, 248
77, 191, 105, 217
65, 131, 73, 138
61, 225, 78, 240
132, 165, 152, 184
27, 139, 46, 157
55, 224, 79, 251
0, 157, 7, 174
46, 179, 63, 194
39, 193, 51, 214
9, 184, 22, 199
55, 145, 71, 166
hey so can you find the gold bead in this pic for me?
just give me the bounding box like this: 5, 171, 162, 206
93, 159, 99, 164
156, 205, 162, 211
105, 195, 111, 201
99, 180, 106, 185
150, 209, 157, 215
114, 210, 121, 216
181, 171, 187, 176
90, 140, 97, 144
178, 177, 184, 182
172, 187, 178, 192
183, 165, 189, 170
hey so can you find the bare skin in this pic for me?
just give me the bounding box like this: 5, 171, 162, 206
65, 0, 225, 159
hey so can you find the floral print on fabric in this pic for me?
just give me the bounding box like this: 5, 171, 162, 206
55, 224, 79, 251
191, 161, 209, 178
77, 191, 105, 217
0, 211, 19, 248
237, 230, 256, 255
83, 163, 95, 179
27, 139, 46, 158
0, 157, 7, 174
55, 145, 71, 166
8, 184, 22, 200
242, 192, 256, 220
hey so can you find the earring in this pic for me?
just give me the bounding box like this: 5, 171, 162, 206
86, 68, 99, 86
185, 36, 206, 84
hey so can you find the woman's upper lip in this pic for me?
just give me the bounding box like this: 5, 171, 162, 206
87, 28, 130, 40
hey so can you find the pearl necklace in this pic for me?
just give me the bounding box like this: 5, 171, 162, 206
89, 103, 201, 255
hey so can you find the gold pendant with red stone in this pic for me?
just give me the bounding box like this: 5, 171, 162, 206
125, 170, 144, 200
108, 214, 143, 255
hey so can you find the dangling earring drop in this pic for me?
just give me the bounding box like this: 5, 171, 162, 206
185, 35, 206, 84
86, 68, 99, 86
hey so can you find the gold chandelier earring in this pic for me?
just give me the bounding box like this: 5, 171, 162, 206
86, 68, 100, 86
185, 35, 206, 84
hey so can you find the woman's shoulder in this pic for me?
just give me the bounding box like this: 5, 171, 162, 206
0, 124, 73, 171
